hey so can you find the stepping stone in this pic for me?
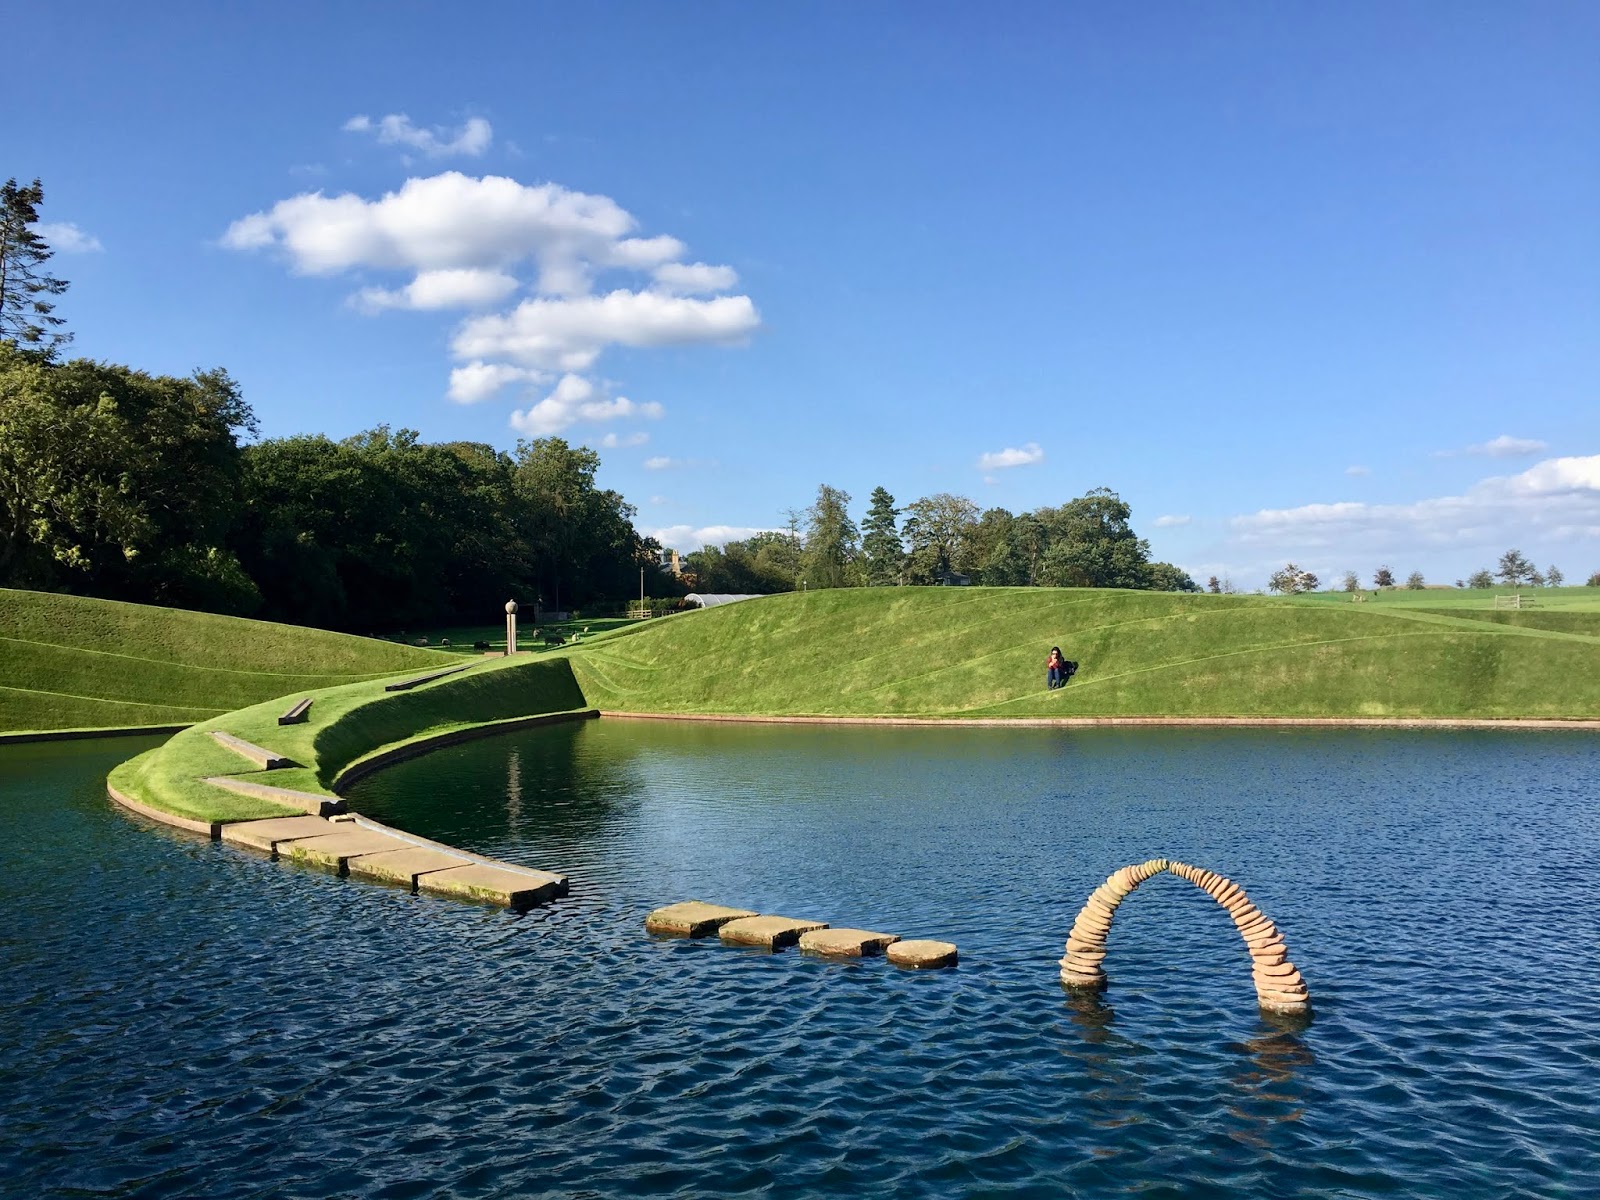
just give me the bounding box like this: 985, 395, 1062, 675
718, 915, 828, 950
798, 928, 900, 958
349, 847, 474, 889
417, 862, 568, 908
208, 731, 290, 770
886, 939, 959, 969
221, 815, 336, 853
278, 697, 313, 726
276, 828, 413, 870
645, 901, 758, 938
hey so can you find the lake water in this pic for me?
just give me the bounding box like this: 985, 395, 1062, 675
2, 723, 1598, 1198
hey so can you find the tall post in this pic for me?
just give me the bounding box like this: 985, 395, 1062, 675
505, 599, 518, 656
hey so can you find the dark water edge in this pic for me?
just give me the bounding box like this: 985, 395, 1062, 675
2, 726, 1599, 1199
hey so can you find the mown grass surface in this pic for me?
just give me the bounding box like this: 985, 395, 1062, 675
107, 654, 590, 822
1, 589, 450, 733
567, 587, 1600, 720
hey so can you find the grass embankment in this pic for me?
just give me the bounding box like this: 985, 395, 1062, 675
0, 588, 450, 734
109, 654, 589, 822
567, 587, 1600, 720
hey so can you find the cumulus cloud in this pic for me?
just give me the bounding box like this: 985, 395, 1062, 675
453, 290, 759, 373
1437, 434, 1550, 459
344, 113, 493, 157
1230, 455, 1600, 559
1152, 514, 1191, 528
225, 170, 758, 435
509, 373, 663, 436
599, 431, 650, 448
447, 361, 546, 404
35, 222, 102, 253
978, 443, 1044, 470
653, 261, 738, 294
648, 524, 774, 552
353, 268, 519, 313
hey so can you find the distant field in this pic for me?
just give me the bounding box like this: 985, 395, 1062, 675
567, 587, 1600, 720
1289, 586, 1600, 612
387, 616, 643, 656
0, 589, 450, 734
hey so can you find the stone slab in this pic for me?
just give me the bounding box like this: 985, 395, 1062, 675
348, 847, 474, 888
276, 829, 414, 870
278, 698, 313, 726
221, 815, 337, 853
418, 862, 568, 908
208, 730, 290, 770
718, 915, 828, 950
645, 901, 758, 937
202, 776, 344, 817
887, 939, 959, 969
383, 664, 471, 692
797, 927, 900, 957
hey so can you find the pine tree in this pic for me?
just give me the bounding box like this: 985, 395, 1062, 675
0, 178, 71, 358
860, 486, 904, 585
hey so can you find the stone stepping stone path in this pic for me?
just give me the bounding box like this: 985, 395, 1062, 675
645, 901, 957, 968
1058, 858, 1311, 1017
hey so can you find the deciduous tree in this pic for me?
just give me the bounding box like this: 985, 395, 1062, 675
1373, 565, 1395, 588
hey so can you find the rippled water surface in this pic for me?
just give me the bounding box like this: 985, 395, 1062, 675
3, 724, 1599, 1198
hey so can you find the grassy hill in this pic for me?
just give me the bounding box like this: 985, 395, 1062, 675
567, 587, 1600, 720
0, 589, 451, 734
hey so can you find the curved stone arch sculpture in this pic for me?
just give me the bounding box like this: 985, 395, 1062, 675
1059, 859, 1310, 1015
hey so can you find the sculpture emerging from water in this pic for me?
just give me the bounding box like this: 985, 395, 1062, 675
1059, 858, 1311, 1016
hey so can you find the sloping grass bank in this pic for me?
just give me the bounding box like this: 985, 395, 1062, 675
1, 588, 450, 733
567, 588, 1600, 720
109, 654, 589, 822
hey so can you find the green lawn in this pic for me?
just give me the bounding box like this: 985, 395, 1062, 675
566, 587, 1600, 720
1288, 585, 1600, 612
0, 588, 451, 734
386, 616, 644, 656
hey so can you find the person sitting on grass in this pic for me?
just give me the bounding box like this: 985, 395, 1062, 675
1047, 646, 1066, 690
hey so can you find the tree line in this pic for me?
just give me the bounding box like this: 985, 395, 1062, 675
0, 343, 660, 629
681, 484, 1199, 594
1266, 552, 1596, 595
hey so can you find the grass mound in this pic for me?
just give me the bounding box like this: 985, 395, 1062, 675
567, 587, 1600, 720
0, 588, 451, 734
108, 654, 590, 822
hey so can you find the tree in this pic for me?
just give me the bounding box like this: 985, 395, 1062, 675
1546, 565, 1564, 588
1268, 563, 1318, 594
1206, 575, 1221, 594
1466, 569, 1493, 589
1034, 487, 1151, 589
801, 484, 857, 589
1497, 548, 1534, 586
1588, 571, 1600, 587
1529, 569, 1545, 587
1342, 570, 1359, 593
1373, 565, 1395, 589
0, 179, 71, 359
901, 492, 979, 584
1146, 562, 1199, 592
859, 486, 903, 586
1405, 571, 1425, 590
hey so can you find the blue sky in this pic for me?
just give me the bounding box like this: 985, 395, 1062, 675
14, 1, 1599, 587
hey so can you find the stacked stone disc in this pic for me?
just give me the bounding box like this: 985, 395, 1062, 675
1167, 861, 1310, 1015
1058, 857, 1170, 990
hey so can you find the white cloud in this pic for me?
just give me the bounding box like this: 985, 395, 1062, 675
344, 113, 492, 157
977, 443, 1044, 470
353, 268, 519, 313
1437, 434, 1550, 459
447, 361, 546, 404
1345, 465, 1371, 476
509, 373, 663, 436
226, 170, 759, 434
1230, 455, 1600, 560
1152, 514, 1191, 528
648, 524, 774, 551
598, 431, 650, 448
35, 222, 102, 253
453, 289, 759, 373
653, 261, 738, 294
